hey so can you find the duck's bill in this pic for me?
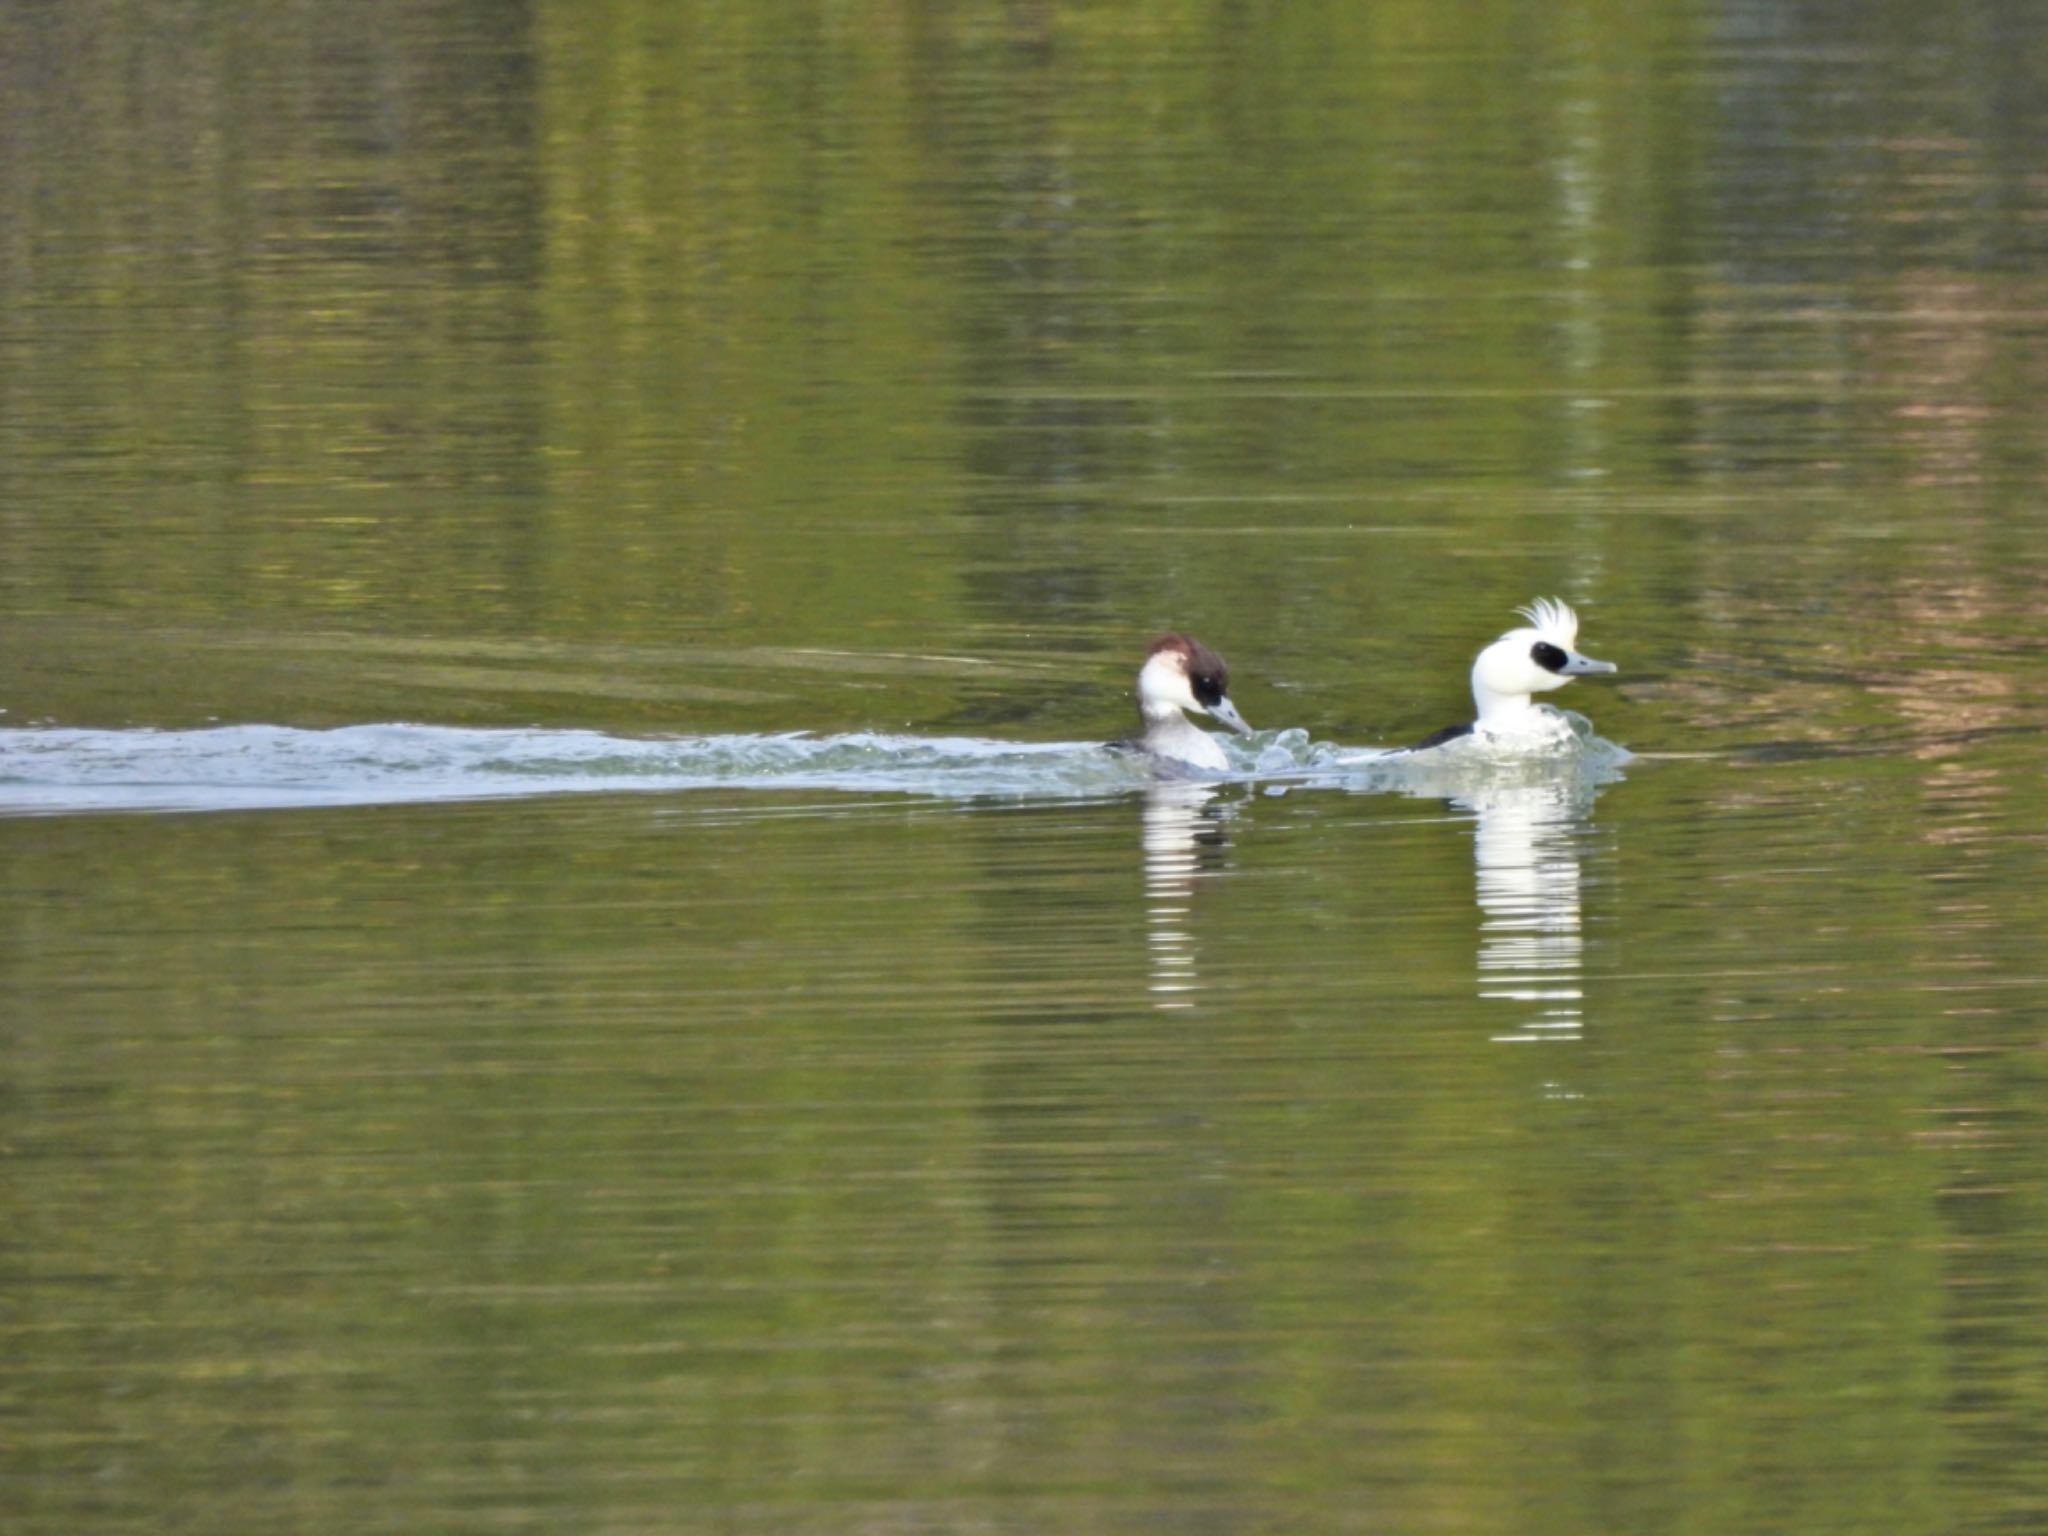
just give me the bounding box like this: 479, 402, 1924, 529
1207, 696, 1256, 735
1561, 652, 1617, 676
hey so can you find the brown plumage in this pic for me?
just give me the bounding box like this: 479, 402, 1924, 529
1145, 633, 1232, 711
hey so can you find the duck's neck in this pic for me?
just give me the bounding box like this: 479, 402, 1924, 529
1142, 709, 1227, 771
1472, 681, 1538, 728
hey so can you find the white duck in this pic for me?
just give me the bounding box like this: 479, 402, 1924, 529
1413, 597, 1616, 750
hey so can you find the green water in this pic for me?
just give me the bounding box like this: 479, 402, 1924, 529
7, 2, 2048, 1532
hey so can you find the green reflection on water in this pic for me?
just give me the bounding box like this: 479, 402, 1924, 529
0, 786, 1966, 1531
7, 761, 2045, 1531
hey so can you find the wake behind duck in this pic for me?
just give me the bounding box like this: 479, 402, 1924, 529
0, 603, 1625, 816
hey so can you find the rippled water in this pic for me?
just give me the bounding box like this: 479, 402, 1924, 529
8, 3, 2048, 1534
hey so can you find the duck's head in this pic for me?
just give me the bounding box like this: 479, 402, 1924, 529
1470, 597, 1616, 725
1138, 634, 1254, 734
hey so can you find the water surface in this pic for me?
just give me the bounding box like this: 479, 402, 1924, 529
7, 3, 2048, 1533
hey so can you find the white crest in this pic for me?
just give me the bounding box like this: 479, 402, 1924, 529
1515, 596, 1580, 646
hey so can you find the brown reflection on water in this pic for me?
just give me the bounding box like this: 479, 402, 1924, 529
1884, 273, 2001, 492
1868, 565, 2030, 765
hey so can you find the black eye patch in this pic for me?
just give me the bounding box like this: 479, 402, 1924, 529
1531, 640, 1570, 674
1191, 671, 1227, 708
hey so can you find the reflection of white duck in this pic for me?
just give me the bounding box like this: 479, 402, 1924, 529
1413, 597, 1616, 750
1463, 779, 1595, 1043
1125, 634, 1255, 773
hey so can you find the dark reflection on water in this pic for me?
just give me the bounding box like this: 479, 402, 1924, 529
8, 0, 2048, 1532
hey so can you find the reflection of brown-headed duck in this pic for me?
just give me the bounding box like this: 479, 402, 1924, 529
1120, 634, 1254, 773
1412, 598, 1617, 751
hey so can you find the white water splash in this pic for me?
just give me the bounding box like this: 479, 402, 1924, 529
0, 712, 1628, 817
